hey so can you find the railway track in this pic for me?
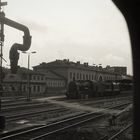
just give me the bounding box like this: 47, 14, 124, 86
2, 95, 132, 116
0, 102, 132, 140
2, 94, 132, 109
2, 101, 43, 108
82, 97, 132, 107
1, 96, 28, 103
1, 96, 48, 105
99, 123, 133, 140
1, 102, 57, 114
5, 107, 70, 122
2, 95, 132, 114
1, 95, 64, 104
108, 123, 133, 140
4, 99, 131, 122
80, 95, 132, 105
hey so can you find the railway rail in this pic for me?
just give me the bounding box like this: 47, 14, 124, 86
5, 107, 70, 122
4, 98, 131, 122
60, 95, 132, 109
99, 123, 133, 140
1, 96, 132, 114
2, 101, 44, 108
0, 102, 132, 140
2, 94, 132, 108
82, 97, 132, 107
1, 102, 56, 114
108, 123, 133, 140
1, 96, 28, 103
2, 94, 132, 116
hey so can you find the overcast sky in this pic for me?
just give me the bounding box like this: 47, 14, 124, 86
2, 0, 132, 74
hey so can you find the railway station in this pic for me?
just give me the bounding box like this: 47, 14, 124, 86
0, 0, 133, 140
0, 59, 132, 97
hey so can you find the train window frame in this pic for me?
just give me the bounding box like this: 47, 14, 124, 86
0, 1, 136, 139
112, 1, 140, 140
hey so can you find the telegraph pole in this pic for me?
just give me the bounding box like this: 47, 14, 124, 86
0, 0, 7, 130
0, 1, 7, 77
0, 0, 7, 111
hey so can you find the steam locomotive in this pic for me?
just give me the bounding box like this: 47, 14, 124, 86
66, 80, 121, 99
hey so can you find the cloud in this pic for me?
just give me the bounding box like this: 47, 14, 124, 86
103, 54, 125, 64
17, 19, 48, 33
105, 54, 125, 62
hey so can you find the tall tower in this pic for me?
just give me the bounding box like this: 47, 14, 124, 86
0, 0, 7, 84
0, 1, 7, 114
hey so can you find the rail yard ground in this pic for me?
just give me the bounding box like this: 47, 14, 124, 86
0, 91, 133, 140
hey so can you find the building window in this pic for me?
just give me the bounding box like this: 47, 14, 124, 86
80, 73, 82, 80
92, 75, 94, 80
62, 82, 64, 87
37, 76, 40, 80
70, 72, 72, 79
37, 85, 40, 92
56, 81, 58, 87
83, 74, 85, 80
41, 76, 44, 80
33, 85, 36, 92
48, 82, 50, 86
23, 75, 27, 80
73, 73, 75, 79
89, 75, 91, 80
33, 76, 36, 80
77, 73, 79, 80
23, 85, 26, 91
72, 73, 75, 81
86, 74, 88, 80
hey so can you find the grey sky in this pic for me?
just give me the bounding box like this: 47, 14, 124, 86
2, 0, 132, 74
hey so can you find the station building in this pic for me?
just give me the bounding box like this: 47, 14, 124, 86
2, 67, 66, 96
1, 59, 127, 96
2, 67, 46, 96
33, 59, 124, 85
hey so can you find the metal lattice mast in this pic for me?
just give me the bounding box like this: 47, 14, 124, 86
0, 0, 7, 112
0, 0, 7, 83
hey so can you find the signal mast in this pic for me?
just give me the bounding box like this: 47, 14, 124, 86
0, 0, 7, 87
0, 0, 7, 129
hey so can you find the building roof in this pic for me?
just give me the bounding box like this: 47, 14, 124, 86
34, 69, 66, 80
3, 73, 22, 82
2, 66, 66, 81
17, 67, 45, 75
2, 67, 45, 75
33, 59, 122, 75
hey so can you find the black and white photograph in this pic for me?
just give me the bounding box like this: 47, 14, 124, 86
1, 0, 138, 140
